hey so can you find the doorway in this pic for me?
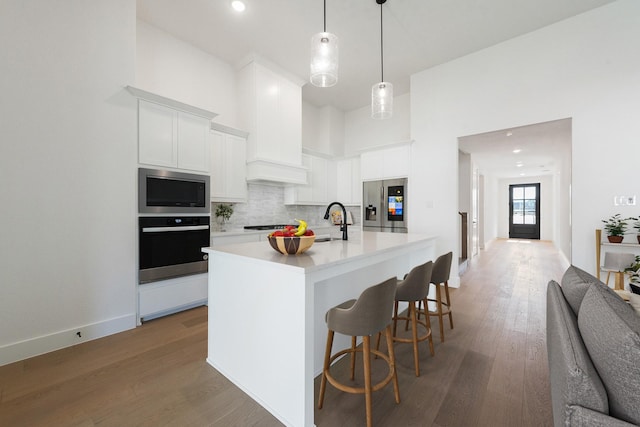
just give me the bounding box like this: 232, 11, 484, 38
509, 183, 540, 239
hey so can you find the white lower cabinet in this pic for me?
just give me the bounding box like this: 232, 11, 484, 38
210, 129, 248, 202
138, 274, 208, 321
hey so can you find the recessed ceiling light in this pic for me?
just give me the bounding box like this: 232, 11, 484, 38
231, 1, 246, 12
513, 149, 521, 153
506, 132, 513, 137
516, 164, 523, 167
520, 173, 525, 176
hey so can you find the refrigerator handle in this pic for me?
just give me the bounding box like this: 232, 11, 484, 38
380, 185, 384, 201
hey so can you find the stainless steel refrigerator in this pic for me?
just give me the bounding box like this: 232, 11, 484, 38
362, 178, 408, 233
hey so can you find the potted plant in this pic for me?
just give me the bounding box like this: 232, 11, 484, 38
601, 214, 631, 243
625, 255, 640, 294
632, 218, 640, 244
215, 204, 234, 232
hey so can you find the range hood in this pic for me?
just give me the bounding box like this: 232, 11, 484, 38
237, 57, 308, 186
246, 159, 308, 185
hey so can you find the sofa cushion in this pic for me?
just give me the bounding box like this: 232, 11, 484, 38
578, 283, 640, 424
561, 265, 603, 315
546, 280, 608, 424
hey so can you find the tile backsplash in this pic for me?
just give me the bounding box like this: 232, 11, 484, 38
212, 183, 360, 231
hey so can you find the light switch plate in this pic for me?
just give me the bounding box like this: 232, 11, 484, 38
613, 195, 636, 206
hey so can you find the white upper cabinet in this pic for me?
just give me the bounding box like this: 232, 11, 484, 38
284, 154, 336, 205
138, 99, 211, 173
138, 100, 178, 168
360, 144, 411, 181
177, 112, 211, 172
210, 126, 248, 203
238, 60, 306, 184
128, 86, 216, 173
336, 157, 361, 206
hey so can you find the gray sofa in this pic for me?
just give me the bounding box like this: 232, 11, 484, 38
547, 265, 640, 426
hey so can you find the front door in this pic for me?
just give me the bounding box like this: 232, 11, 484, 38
509, 183, 540, 239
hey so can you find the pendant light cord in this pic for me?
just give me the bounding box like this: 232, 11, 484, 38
380, 1, 384, 82
324, 0, 327, 32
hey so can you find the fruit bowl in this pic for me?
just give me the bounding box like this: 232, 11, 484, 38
268, 235, 315, 255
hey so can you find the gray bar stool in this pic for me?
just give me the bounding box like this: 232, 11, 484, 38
387, 260, 435, 376
317, 277, 400, 427
426, 252, 454, 342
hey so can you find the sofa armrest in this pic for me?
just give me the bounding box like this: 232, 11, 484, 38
569, 405, 638, 426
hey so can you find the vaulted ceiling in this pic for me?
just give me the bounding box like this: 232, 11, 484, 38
137, 0, 616, 112
137, 0, 614, 178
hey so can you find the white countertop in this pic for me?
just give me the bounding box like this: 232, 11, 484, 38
203, 231, 436, 273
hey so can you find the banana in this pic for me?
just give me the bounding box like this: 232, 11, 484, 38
294, 219, 307, 236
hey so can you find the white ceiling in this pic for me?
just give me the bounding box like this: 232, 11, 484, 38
458, 119, 572, 178
136, 0, 604, 178
137, 0, 616, 112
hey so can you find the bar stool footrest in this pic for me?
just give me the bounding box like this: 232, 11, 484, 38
324, 346, 396, 395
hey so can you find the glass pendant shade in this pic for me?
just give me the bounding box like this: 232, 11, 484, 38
310, 32, 339, 87
371, 81, 393, 119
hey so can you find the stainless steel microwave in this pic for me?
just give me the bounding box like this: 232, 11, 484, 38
138, 168, 210, 214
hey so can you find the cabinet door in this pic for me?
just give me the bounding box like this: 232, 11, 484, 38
138, 100, 177, 168
361, 145, 410, 180
351, 157, 361, 205
226, 135, 247, 201
177, 112, 210, 172
382, 145, 410, 178
310, 156, 328, 203
210, 131, 226, 199
336, 157, 361, 205
295, 154, 314, 203
210, 131, 247, 202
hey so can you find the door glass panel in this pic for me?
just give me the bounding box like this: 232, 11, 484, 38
513, 187, 523, 199
512, 199, 524, 224
525, 186, 536, 199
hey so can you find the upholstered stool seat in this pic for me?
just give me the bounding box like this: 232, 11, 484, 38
318, 277, 400, 427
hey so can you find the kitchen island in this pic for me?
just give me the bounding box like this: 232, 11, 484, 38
202, 231, 437, 427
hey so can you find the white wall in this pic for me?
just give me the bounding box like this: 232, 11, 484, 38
410, 0, 640, 276
344, 92, 411, 155
0, 0, 138, 365
458, 151, 471, 258
136, 20, 239, 128
497, 176, 554, 240
483, 175, 499, 246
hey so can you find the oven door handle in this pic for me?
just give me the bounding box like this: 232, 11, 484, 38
142, 225, 210, 233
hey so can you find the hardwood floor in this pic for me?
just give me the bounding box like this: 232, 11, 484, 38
0, 239, 565, 426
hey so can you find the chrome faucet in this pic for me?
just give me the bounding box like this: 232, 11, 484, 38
324, 201, 349, 240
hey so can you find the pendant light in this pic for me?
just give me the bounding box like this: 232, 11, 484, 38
372, 0, 393, 119
310, 0, 338, 87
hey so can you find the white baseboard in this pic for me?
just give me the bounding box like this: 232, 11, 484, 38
0, 314, 136, 367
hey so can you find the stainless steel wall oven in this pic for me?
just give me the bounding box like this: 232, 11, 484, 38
138, 216, 210, 283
